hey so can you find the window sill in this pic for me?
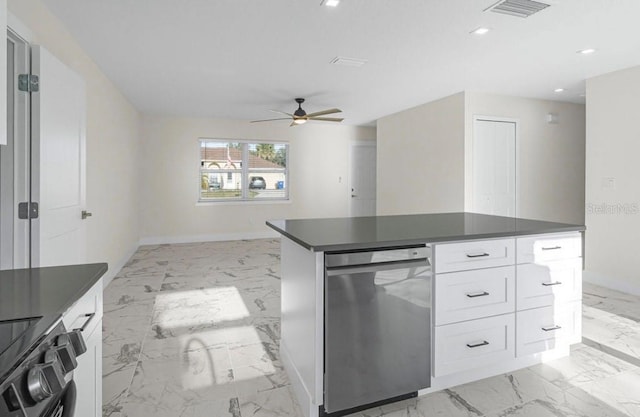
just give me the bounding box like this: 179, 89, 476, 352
195, 199, 292, 207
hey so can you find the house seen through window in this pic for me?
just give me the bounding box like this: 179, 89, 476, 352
199, 139, 288, 201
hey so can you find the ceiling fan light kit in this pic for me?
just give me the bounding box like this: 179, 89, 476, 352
251, 98, 344, 127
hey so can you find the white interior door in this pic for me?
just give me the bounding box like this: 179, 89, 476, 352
31, 45, 87, 267
350, 143, 376, 217
472, 118, 516, 217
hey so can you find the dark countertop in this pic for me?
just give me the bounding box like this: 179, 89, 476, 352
0, 263, 108, 383
266, 212, 585, 252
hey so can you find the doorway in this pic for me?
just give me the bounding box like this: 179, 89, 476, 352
350, 142, 376, 217
0, 29, 30, 270
0, 26, 88, 270
472, 117, 517, 217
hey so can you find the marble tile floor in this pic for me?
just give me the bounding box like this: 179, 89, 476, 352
102, 240, 640, 417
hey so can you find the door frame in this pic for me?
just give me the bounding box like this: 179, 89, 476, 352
3, 25, 31, 269
470, 115, 519, 217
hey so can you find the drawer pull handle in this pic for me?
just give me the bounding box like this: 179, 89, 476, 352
541, 246, 562, 251
466, 253, 490, 258
466, 340, 489, 348
542, 325, 562, 332
542, 281, 563, 287
466, 291, 490, 298
73, 313, 96, 332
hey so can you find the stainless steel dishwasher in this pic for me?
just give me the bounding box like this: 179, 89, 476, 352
323, 246, 432, 415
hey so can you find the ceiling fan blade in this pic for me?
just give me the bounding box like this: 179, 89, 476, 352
290, 121, 298, 127
250, 118, 292, 123
305, 108, 342, 118
270, 110, 294, 117
308, 117, 344, 122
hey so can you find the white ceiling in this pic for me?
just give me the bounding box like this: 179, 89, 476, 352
42, 0, 640, 126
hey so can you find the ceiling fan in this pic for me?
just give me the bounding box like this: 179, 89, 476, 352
251, 98, 344, 127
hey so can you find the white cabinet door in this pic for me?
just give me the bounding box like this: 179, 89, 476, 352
31, 45, 87, 267
516, 302, 581, 357
434, 313, 515, 377
73, 319, 102, 417
435, 266, 515, 325
516, 233, 582, 264
517, 259, 582, 310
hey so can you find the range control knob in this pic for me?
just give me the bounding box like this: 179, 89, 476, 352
58, 330, 87, 357
44, 343, 78, 374
27, 360, 65, 402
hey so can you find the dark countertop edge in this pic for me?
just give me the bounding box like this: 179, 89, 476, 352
266, 220, 585, 252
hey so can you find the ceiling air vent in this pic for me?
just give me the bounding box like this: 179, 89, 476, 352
486, 0, 550, 18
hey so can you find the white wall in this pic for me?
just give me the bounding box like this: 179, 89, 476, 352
377, 92, 466, 215
465, 93, 585, 225
8, 0, 142, 285
584, 65, 640, 295
139, 115, 375, 243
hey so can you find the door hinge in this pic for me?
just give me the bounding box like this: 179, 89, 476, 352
18, 202, 39, 219
18, 74, 39, 92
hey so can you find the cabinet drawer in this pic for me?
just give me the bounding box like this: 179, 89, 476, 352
516, 302, 581, 357
435, 266, 515, 325
434, 238, 515, 273
62, 278, 103, 337
434, 314, 515, 377
516, 233, 582, 264
517, 259, 582, 310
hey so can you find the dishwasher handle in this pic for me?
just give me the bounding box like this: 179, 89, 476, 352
326, 258, 430, 276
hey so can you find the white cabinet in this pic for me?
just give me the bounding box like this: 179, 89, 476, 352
73, 318, 102, 417
62, 278, 103, 417
434, 238, 517, 377
433, 232, 583, 382
515, 232, 582, 357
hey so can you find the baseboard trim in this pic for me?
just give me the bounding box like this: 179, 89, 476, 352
139, 230, 279, 246
101, 243, 139, 289
583, 270, 640, 296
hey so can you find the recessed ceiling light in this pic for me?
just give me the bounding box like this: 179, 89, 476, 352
554, 88, 565, 93
577, 48, 596, 55
321, 0, 340, 7
471, 27, 491, 35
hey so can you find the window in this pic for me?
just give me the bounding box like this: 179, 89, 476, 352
199, 139, 288, 202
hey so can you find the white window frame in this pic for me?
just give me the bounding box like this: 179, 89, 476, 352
198, 138, 289, 202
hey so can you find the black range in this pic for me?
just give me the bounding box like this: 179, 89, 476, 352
0, 263, 107, 415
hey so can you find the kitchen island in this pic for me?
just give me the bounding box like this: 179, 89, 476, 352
266, 213, 585, 417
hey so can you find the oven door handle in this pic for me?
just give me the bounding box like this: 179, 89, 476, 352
326, 258, 429, 276
61, 380, 77, 417
7, 383, 29, 417
73, 312, 96, 332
